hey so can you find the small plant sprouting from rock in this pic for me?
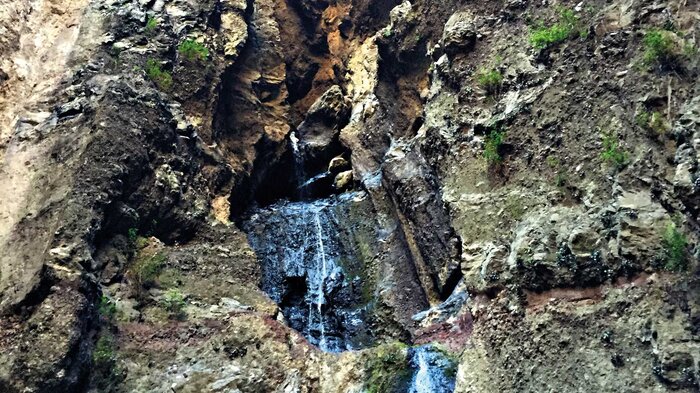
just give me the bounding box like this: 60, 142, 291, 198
130, 251, 166, 289
364, 343, 410, 393
636, 109, 669, 135
93, 331, 125, 389
145, 59, 172, 90
642, 29, 677, 68
484, 127, 506, 164
476, 68, 503, 95
161, 288, 186, 320
145, 16, 158, 34
98, 295, 117, 320
178, 39, 209, 62
600, 130, 628, 168
529, 8, 585, 49
660, 222, 689, 272
127, 227, 138, 244
94, 333, 117, 366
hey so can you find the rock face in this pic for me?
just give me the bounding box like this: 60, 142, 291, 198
0, 0, 698, 392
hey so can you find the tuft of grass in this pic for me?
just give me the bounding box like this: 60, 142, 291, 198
476, 68, 503, 95
127, 228, 138, 244
364, 343, 411, 393
484, 127, 506, 164
661, 222, 689, 272
530, 8, 585, 49
145, 16, 158, 34
600, 130, 628, 168
130, 251, 166, 289
178, 39, 209, 62
161, 288, 186, 320
637, 110, 669, 135
94, 333, 117, 366
98, 295, 117, 320
546, 155, 560, 168
643, 29, 677, 67
145, 59, 172, 90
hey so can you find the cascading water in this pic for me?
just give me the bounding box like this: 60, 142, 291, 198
244, 133, 457, 390
243, 133, 373, 352
408, 345, 457, 393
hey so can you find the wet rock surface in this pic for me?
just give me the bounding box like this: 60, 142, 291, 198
0, 0, 698, 392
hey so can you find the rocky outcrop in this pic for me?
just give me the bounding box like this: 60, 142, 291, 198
0, 0, 698, 392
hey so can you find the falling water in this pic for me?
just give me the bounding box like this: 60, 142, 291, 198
313, 211, 328, 350
243, 133, 373, 352
407, 345, 457, 393
409, 348, 436, 393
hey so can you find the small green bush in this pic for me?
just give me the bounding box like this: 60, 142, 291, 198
94, 333, 116, 365
127, 228, 138, 244
476, 68, 503, 95
530, 8, 584, 49
600, 130, 628, 168
661, 222, 689, 272
145, 59, 172, 90
145, 16, 158, 34
637, 110, 669, 135
484, 128, 506, 164
98, 295, 117, 320
643, 29, 676, 66
364, 343, 410, 393
131, 252, 166, 288
178, 39, 209, 62
546, 155, 560, 168
161, 288, 186, 319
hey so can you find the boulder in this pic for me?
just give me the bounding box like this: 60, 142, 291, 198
333, 170, 353, 190
328, 156, 351, 174
441, 11, 477, 56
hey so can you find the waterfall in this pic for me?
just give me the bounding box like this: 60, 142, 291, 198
243, 133, 374, 352
407, 345, 457, 393
312, 210, 329, 351
409, 348, 436, 393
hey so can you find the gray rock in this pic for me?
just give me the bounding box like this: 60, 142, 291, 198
441, 11, 477, 56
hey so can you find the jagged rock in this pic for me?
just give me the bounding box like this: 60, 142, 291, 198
328, 156, 350, 174
441, 11, 477, 56
297, 85, 350, 169
333, 170, 353, 190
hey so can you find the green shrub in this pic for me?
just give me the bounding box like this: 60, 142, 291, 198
484, 128, 506, 164
661, 222, 689, 272
649, 111, 670, 134
94, 333, 116, 365
145, 16, 158, 33
555, 173, 568, 187
546, 155, 560, 168
131, 252, 166, 288
127, 228, 138, 244
476, 68, 503, 95
530, 8, 584, 49
364, 343, 410, 393
643, 29, 676, 66
98, 295, 117, 320
600, 130, 628, 168
635, 110, 650, 128
637, 110, 669, 135
161, 288, 186, 319
178, 39, 209, 62
145, 59, 172, 90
